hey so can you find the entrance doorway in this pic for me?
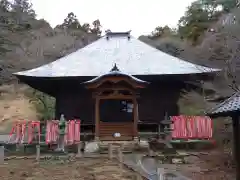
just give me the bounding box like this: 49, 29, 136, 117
99, 99, 134, 123
98, 99, 134, 140
98, 98, 135, 140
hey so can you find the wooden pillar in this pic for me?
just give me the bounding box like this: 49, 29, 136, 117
157, 168, 165, 180
117, 146, 123, 170
133, 98, 138, 139
0, 146, 4, 164
108, 143, 113, 159
36, 145, 40, 161
232, 115, 240, 180
76, 142, 83, 157
95, 98, 100, 141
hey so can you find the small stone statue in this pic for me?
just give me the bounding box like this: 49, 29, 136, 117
57, 114, 66, 152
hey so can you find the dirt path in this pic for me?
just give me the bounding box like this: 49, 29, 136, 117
0, 158, 138, 180
0, 150, 236, 180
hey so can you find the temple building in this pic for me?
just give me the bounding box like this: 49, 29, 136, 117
14, 31, 219, 141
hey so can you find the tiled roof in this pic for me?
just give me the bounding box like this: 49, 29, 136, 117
207, 91, 240, 116
14, 31, 220, 78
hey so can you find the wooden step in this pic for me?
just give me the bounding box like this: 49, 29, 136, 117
99, 122, 134, 140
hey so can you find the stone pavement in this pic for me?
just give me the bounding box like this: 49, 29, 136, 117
123, 153, 191, 180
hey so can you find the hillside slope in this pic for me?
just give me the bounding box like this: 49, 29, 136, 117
0, 84, 37, 133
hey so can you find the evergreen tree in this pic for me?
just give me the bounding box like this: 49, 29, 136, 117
11, 0, 36, 17
0, 0, 12, 55
61, 12, 81, 29
90, 19, 102, 36
82, 23, 90, 33
8, 0, 36, 31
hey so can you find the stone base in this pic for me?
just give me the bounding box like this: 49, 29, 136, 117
85, 142, 100, 153
133, 137, 139, 144
94, 136, 100, 142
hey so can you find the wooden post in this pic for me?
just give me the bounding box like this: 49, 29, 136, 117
117, 146, 123, 170
158, 123, 161, 138
157, 168, 164, 180
232, 115, 240, 180
95, 98, 100, 141
16, 143, 20, 151
118, 146, 123, 163
148, 146, 154, 157
133, 98, 138, 139
108, 143, 113, 159
135, 173, 143, 180
36, 145, 40, 161
0, 146, 4, 164
76, 142, 82, 157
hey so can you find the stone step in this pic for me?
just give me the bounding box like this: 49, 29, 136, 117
84, 140, 149, 153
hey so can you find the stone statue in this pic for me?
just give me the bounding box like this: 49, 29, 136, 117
57, 114, 66, 152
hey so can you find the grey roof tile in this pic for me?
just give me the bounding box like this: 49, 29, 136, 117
207, 91, 240, 115
14, 32, 220, 77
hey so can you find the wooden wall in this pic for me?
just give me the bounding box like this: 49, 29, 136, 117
56, 88, 95, 124
138, 83, 180, 123
55, 79, 182, 124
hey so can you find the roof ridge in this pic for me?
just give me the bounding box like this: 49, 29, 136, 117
105, 30, 131, 36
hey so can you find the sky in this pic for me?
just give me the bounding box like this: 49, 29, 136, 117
31, 0, 195, 37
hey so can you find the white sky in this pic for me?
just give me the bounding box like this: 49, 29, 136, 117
31, 0, 195, 37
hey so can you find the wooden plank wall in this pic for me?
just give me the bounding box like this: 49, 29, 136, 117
55, 82, 182, 124
99, 122, 134, 140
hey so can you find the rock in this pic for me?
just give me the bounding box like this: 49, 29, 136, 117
84, 142, 99, 153
172, 158, 183, 164
139, 140, 149, 147
60, 160, 65, 164
20, 171, 29, 177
